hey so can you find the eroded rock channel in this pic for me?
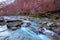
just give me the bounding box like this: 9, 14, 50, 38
0, 16, 60, 40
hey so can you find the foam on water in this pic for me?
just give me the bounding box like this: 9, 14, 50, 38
0, 16, 59, 40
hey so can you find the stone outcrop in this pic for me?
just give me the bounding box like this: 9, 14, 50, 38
7, 20, 23, 30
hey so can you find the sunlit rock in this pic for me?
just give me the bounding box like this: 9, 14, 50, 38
38, 27, 44, 34
7, 20, 23, 30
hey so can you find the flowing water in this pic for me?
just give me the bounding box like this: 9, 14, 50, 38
0, 16, 59, 40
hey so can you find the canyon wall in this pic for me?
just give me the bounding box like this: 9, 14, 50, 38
0, 0, 60, 15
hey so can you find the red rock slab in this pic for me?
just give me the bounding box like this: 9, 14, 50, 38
0, 0, 60, 15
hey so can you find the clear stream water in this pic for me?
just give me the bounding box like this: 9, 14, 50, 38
0, 16, 59, 40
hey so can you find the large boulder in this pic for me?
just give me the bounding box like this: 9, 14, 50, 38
7, 20, 23, 30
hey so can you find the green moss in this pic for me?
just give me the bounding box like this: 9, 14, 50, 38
50, 24, 54, 27
49, 24, 55, 30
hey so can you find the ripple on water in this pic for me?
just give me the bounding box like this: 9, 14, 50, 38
0, 16, 59, 40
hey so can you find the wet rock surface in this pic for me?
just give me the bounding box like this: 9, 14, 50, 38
26, 22, 31, 27
7, 20, 23, 30
0, 17, 5, 26
0, 16, 60, 40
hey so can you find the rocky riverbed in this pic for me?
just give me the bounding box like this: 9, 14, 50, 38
0, 16, 60, 40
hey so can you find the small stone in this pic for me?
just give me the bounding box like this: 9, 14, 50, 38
26, 22, 31, 27
49, 24, 55, 27
47, 22, 53, 26
42, 21, 48, 24
38, 27, 44, 34
0, 17, 5, 26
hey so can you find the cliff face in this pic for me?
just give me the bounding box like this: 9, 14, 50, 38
0, 0, 60, 15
